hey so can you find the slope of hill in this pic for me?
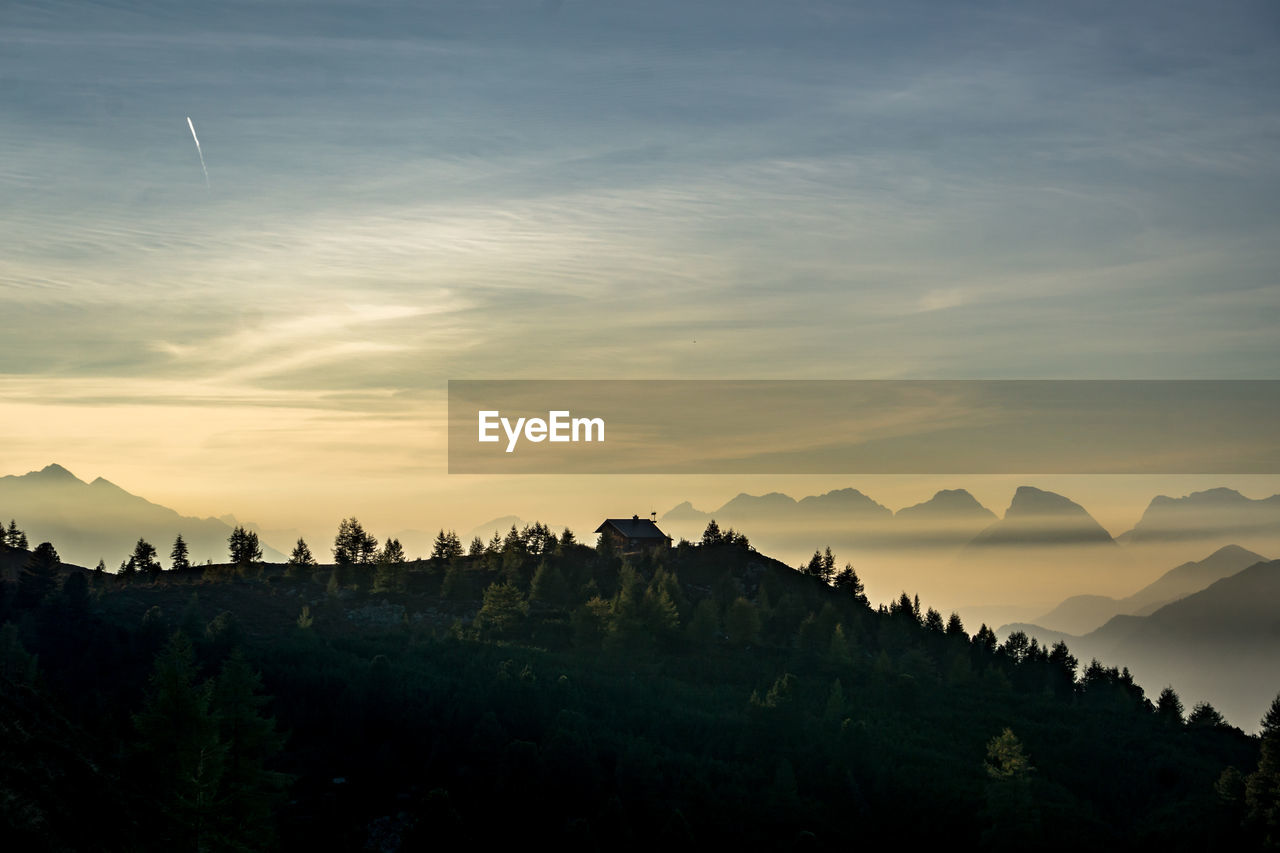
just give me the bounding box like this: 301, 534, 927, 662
1, 528, 1265, 850
0, 464, 285, 568
1033, 544, 1267, 634
1002, 558, 1280, 729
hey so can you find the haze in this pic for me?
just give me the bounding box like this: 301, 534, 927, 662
2, 1, 1278, 609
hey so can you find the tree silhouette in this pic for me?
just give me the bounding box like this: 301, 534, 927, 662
432, 529, 464, 561
5, 519, 28, 549
1188, 701, 1226, 729
1245, 692, 1280, 845
131, 538, 161, 581
286, 538, 317, 576
170, 533, 191, 572
700, 519, 722, 546
334, 518, 378, 571
832, 563, 866, 603
1156, 686, 1184, 726
228, 526, 262, 567
17, 541, 60, 606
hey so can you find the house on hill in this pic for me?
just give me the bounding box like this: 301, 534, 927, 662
595, 515, 672, 554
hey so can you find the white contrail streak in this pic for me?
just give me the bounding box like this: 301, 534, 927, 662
186, 116, 209, 188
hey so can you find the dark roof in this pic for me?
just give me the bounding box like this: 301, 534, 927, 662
595, 516, 669, 540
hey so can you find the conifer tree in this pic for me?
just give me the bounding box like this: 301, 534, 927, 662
1245, 692, 1280, 845
130, 538, 160, 581
431, 529, 463, 561
1156, 686, 1184, 726
133, 632, 224, 850
228, 526, 262, 567
17, 541, 60, 606
286, 538, 317, 579
701, 519, 722, 546
5, 519, 28, 549
170, 533, 191, 572
210, 649, 289, 848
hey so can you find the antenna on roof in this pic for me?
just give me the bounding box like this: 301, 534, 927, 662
651, 510, 657, 522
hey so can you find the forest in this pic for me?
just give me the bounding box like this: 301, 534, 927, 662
1, 516, 1279, 851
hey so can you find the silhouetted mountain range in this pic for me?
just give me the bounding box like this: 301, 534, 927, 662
663, 487, 987, 548
1033, 544, 1268, 635
1119, 487, 1280, 544
1000, 557, 1280, 729
965, 486, 1116, 548
0, 464, 286, 568
663, 484, 1280, 560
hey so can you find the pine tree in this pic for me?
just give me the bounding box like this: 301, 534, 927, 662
372, 538, 408, 594
5, 519, 28, 549
820, 547, 836, 584
700, 519, 722, 546
130, 538, 161, 581
333, 518, 377, 571
1156, 686, 1184, 726
1245, 692, 1280, 845
530, 561, 571, 608
380, 537, 406, 564
477, 581, 528, 637
17, 541, 60, 606
832, 563, 866, 603
431, 529, 463, 561
982, 728, 1040, 850
228, 525, 262, 567
210, 649, 289, 849
170, 533, 191, 572
286, 538, 317, 579
132, 632, 225, 851
1188, 701, 1226, 728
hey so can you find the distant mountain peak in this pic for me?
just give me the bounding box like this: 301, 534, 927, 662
1123, 487, 1280, 544
23, 463, 84, 483
88, 477, 129, 495
1005, 486, 1092, 519
896, 488, 995, 519
1151, 487, 1248, 506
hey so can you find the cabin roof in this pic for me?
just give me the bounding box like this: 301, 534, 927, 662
595, 516, 669, 540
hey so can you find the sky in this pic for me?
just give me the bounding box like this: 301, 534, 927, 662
2, 1, 1279, 563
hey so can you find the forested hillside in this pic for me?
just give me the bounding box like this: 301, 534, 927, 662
2, 520, 1278, 851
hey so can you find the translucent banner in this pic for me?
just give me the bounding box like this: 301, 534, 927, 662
447, 380, 1280, 474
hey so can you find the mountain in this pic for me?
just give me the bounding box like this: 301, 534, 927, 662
662, 501, 711, 523
660, 487, 965, 539
887, 488, 998, 548
1001, 558, 1280, 730
796, 488, 893, 520
1033, 544, 1268, 634
895, 488, 996, 523
966, 486, 1116, 548
1119, 487, 1280, 545
0, 464, 286, 568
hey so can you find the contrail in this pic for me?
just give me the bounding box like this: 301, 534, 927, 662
186, 116, 209, 188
